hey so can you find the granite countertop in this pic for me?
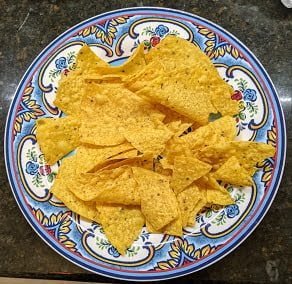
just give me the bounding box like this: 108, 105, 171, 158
0, 0, 291, 283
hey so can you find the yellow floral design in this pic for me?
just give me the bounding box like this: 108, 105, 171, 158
259, 121, 276, 187
32, 208, 78, 253
197, 26, 244, 60
154, 238, 217, 270
14, 83, 44, 137
78, 16, 130, 46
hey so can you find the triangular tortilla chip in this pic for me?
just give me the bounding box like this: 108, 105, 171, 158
95, 167, 141, 205
213, 156, 253, 186
80, 83, 165, 146
195, 175, 234, 206
171, 156, 212, 194
96, 204, 145, 255
121, 123, 172, 157
74, 143, 135, 173
127, 36, 238, 124
162, 116, 236, 168
198, 141, 276, 175
132, 167, 179, 230
36, 116, 80, 165
95, 43, 146, 79
54, 45, 108, 115
163, 212, 183, 236
50, 156, 99, 221
177, 184, 203, 227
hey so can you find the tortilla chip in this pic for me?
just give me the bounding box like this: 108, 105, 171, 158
162, 116, 236, 168
213, 156, 253, 186
70, 167, 136, 202
195, 175, 234, 206
97, 43, 146, 79
127, 36, 237, 124
153, 103, 193, 125
74, 143, 135, 173
50, 156, 99, 221
163, 212, 183, 236
121, 122, 172, 157
171, 156, 212, 194
146, 215, 183, 236
36, 116, 80, 165
153, 160, 172, 176
96, 167, 141, 205
54, 72, 85, 115
166, 121, 193, 137
198, 141, 276, 175
75, 44, 108, 73
135, 65, 217, 125
146, 220, 160, 233
187, 197, 208, 226
177, 184, 202, 227
96, 204, 145, 255
54, 45, 108, 115
145, 35, 211, 69
80, 83, 164, 146
132, 167, 179, 230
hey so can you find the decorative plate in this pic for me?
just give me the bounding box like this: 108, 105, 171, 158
4, 7, 286, 281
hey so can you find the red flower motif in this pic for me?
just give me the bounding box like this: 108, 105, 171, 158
39, 165, 51, 176
150, 36, 160, 47
231, 90, 242, 101
63, 68, 69, 76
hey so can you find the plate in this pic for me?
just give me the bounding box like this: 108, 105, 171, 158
4, 7, 286, 281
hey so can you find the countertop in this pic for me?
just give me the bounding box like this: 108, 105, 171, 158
0, 0, 291, 283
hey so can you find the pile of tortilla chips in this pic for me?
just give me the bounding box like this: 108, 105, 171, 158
36, 36, 275, 255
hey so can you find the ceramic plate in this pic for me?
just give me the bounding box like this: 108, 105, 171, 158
4, 7, 286, 281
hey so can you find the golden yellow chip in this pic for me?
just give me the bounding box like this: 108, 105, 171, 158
146, 221, 159, 233
153, 103, 193, 125
75, 44, 108, 74
166, 121, 192, 137
97, 43, 146, 79
187, 197, 208, 226
127, 36, 238, 124
54, 72, 85, 115
50, 156, 99, 221
96, 204, 145, 255
132, 167, 179, 230
145, 35, 211, 69
146, 215, 183, 236
213, 156, 253, 186
135, 66, 217, 125
74, 143, 135, 173
96, 167, 141, 205
195, 175, 234, 206
153, 161, 172, 176
163, 212, 183, 236
161, 116, 236, 168
54, 45, 108, 115
177, 184, 202, 227
179, 115, 236, 149
80, 83, 165, 146
70, 167, 137, 202
98, 157, 153, 172
171, 156, 212, 194
198, 141, 276, 176
36, 116, 80, 165
121, 122, 172, 157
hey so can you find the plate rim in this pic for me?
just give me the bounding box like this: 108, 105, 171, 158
4, 6, 287, 281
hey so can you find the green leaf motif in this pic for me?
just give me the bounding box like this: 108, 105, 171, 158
126, 246, 140, 257
212, 211, 227, 226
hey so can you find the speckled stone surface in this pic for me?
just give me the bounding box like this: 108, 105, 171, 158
0, 0, 291, 282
